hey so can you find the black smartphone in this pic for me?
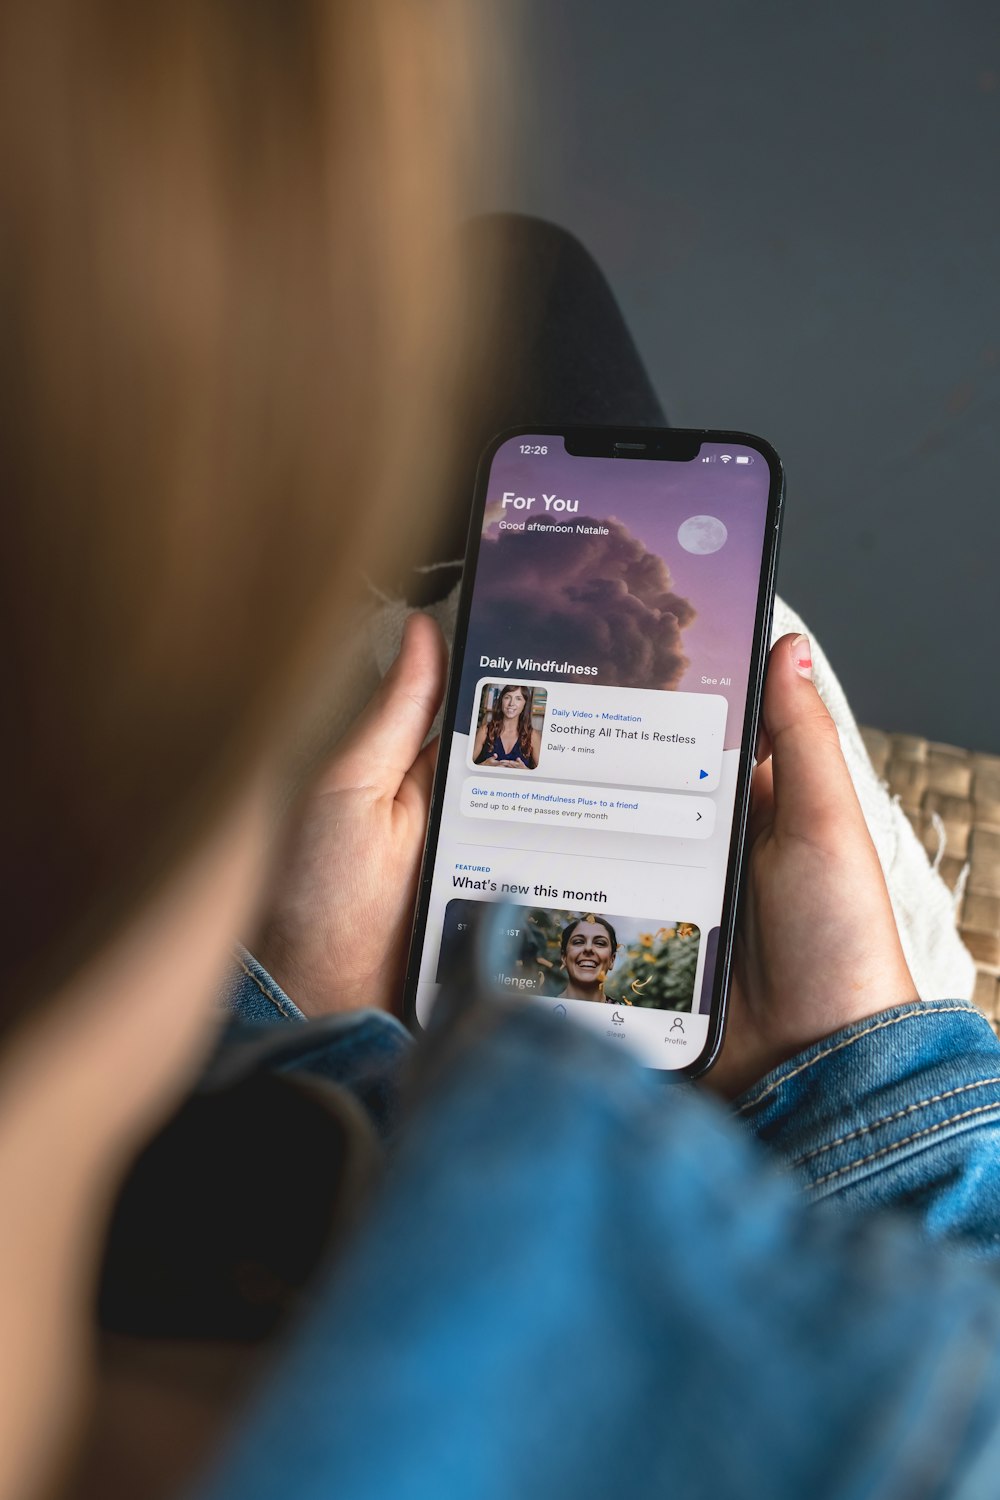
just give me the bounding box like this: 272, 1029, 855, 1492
404, 426, 784, 1077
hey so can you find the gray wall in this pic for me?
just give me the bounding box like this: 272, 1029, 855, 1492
477, 1, 1000, 750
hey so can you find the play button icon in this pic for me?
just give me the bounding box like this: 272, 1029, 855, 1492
699, 769, 708, 780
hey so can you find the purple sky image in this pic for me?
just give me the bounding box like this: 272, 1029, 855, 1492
485, 435, 771, 750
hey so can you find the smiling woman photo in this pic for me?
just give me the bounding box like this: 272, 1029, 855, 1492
557, 915, 619, 1003
472, 683, 541, 769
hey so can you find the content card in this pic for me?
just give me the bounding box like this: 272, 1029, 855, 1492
460, 775, 715, 838
467, 677, 727, 791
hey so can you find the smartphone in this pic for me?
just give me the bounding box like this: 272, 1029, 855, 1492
404, 427, 783, 1076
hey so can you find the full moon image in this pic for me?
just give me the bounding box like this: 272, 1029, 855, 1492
677, 515, 728, 554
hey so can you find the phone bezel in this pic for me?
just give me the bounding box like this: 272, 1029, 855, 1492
403, 425, 784, 1079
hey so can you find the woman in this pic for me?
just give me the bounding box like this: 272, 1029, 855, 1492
5, 6, 1000, 1500
557, 916, 619, 1003
472, 684, 541, 768
0, 3, 475, 1496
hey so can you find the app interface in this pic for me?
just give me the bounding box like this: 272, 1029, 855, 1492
413, 435, 774, 1070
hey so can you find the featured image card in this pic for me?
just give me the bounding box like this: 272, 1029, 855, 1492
437, 898, 701, 1012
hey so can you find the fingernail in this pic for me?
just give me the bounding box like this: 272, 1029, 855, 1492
791, 633, 813, 680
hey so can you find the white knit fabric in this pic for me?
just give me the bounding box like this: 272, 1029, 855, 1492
362, 581, 975, 1004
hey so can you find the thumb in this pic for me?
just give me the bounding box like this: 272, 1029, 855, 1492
761, 633, 865, 842
322, 612, 447, 795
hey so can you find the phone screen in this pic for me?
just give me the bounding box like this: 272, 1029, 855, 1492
407, 429, 782, 1073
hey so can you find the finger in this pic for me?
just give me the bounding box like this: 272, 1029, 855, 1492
324, 613, 447, 794
746, 755, 775, 844
396, 736, 439, 824
753, 648, 776, 765
754, 719, 772, 768
762, 633, 868, 841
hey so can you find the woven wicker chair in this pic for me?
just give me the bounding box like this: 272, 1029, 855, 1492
860, 726, 1000, 1036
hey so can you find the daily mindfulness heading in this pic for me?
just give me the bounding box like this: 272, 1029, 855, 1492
479, 655, 599, 677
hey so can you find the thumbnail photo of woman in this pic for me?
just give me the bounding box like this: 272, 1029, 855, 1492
557, 915, 619, 1003
472, 682, 544, 770
551, 913, 702, 1009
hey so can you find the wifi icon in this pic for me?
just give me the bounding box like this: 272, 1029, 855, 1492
720, 454, 732, 463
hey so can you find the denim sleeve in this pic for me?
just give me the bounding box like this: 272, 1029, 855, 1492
216, 947, 411, 1137
734, 1000, 1000, 1254
219, 946, 308, 1024
194, 1005, 1000, 1500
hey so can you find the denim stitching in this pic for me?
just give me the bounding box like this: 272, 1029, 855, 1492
236, 954, 298, 1021
735, 1005, 984, 1115
793, 1076, 1000, 1166
810, 1101, 1000, 1189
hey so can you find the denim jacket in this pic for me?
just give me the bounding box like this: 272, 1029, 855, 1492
196, 953, 1000, 1500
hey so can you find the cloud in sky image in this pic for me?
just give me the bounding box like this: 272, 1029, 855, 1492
469, 516, 696, 689
469, 437, 773, 749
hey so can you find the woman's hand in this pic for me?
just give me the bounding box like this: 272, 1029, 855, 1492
253, 613, 447, 1018
705, 633, 919, 1101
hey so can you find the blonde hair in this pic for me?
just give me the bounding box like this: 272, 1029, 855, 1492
0, 0, 482, 1024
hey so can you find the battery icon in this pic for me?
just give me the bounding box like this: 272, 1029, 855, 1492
735, 455, 752, 465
